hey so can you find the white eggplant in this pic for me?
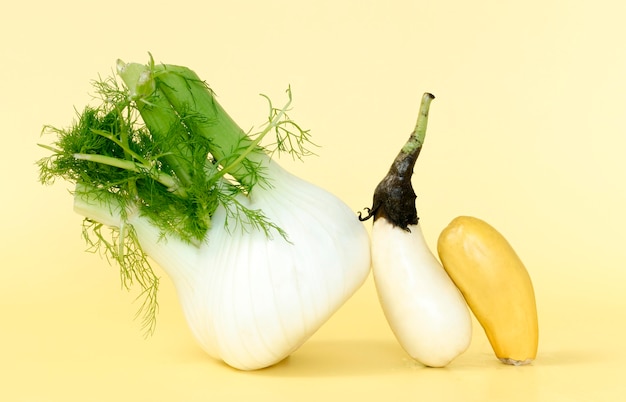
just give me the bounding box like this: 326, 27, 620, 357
360, 93, 472, 367
371, 219, 472, 367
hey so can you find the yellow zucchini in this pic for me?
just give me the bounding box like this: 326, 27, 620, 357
437, 216, 538, 365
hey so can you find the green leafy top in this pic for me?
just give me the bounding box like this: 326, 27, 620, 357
37, 55, 315, 334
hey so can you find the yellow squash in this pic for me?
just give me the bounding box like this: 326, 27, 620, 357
437, 216, 538, 365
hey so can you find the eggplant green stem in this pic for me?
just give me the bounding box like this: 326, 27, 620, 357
401, 92, 435, 155
357, 92, 435, 227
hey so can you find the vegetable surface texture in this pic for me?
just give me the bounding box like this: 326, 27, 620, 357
38, 56, 371, 370
437, 216, 538, 365
359, 94, 472, 367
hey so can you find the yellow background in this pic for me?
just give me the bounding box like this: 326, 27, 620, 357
2, 0, 625, 400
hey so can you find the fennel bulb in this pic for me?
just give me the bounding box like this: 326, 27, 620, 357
39, 55, 371, 370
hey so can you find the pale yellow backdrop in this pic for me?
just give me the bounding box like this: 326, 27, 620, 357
2, 0, 625, 401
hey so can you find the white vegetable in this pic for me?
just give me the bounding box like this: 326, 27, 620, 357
75, 157, 371, 371
360, 93, 472, 367
39, 57, 371, 371
371, 219, 472, 367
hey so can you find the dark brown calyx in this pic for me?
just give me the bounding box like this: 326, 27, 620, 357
358, 92, 434, 231
358, 145, 421, 231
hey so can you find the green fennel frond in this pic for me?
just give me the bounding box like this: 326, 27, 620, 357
212, 86, 316, 192
259, 86, 318, 161
217, 188, 288, 241
37, 56, 314, 335
82, 218, 159, 336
